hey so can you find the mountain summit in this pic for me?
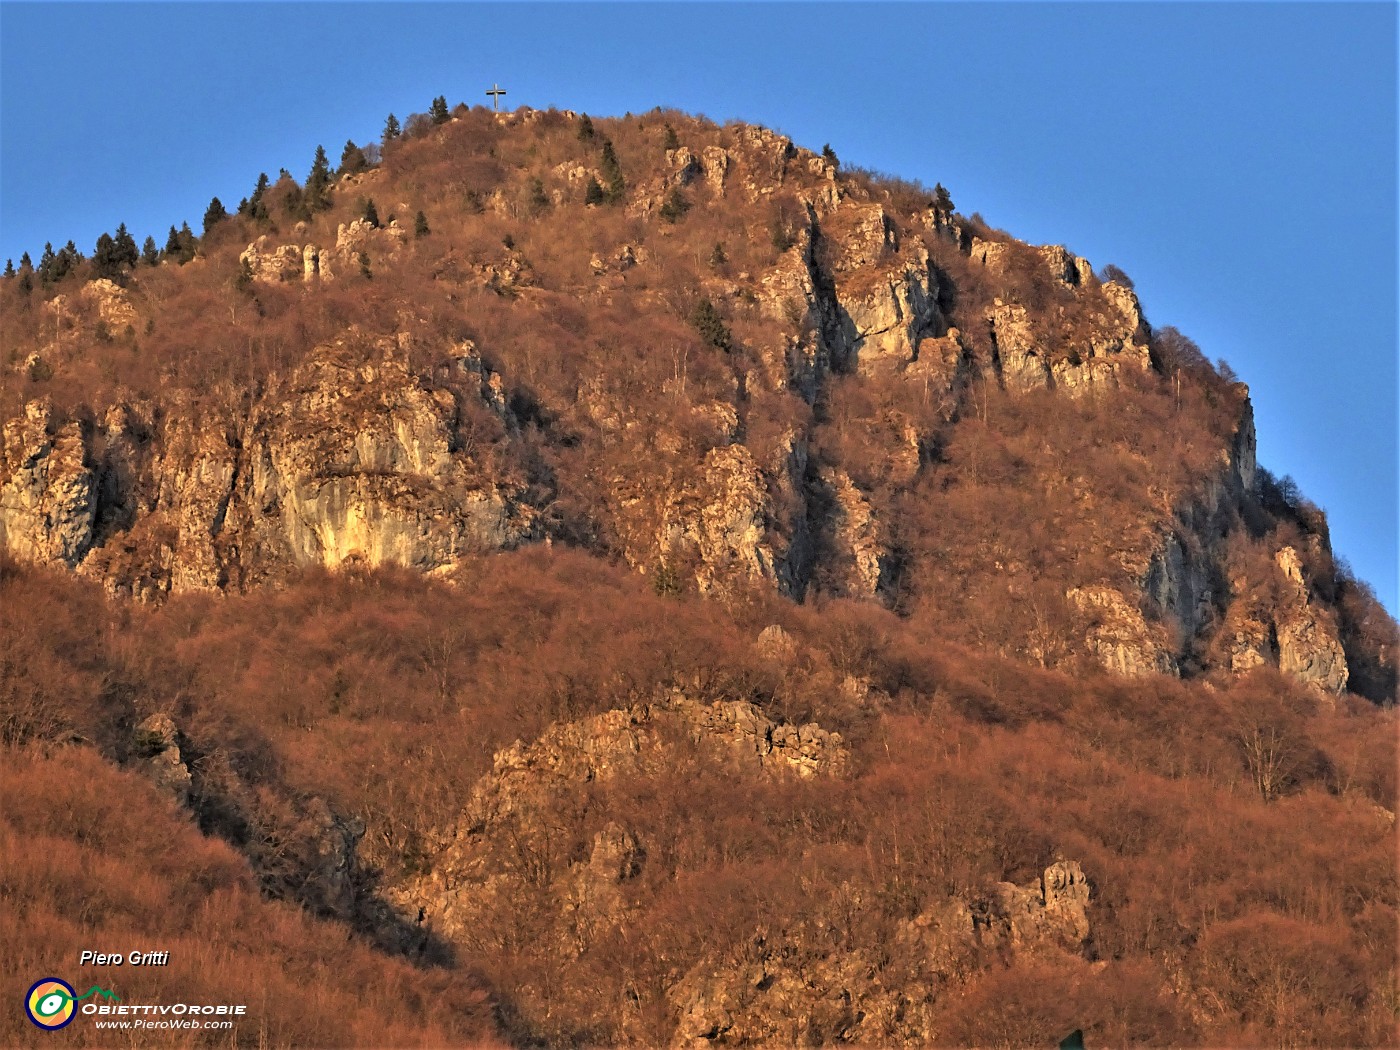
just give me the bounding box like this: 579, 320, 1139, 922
1, 104, 1395, 1048
3, 104, 1391, 699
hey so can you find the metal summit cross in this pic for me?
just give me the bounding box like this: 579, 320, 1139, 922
486, 84, 507, 110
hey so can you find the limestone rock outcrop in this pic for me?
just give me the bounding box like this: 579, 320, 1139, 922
240, 236, 307, 282
334, 217, 408, 260
735, 126, 793, 196
1059, 279, 1154, 389
815, 467, 893, 598
239, 220, 405, 285
670, 939, 885, 1048
82, 279, 138, 329
1117, 391, 1348, 694
978, 859, 1092, 955
666, 146, 703, 186
618, 432, 812, 599
393, 694, 847, 951
131, 712, 192, 807
1039, 244, 1086, 287
969, 236, 1011, 273
0, 400, 96, 567
2, 334, 536, 595
976, 261, 1152, 396
842, 258, 944, 375
753, 623, 799, 663
669, 444, 779, 595
668, 860, 1092, 1048
988, 300, 1051, 391
248, 341, 534, 574
907, 327, 982, 405
702, 146, 731, 194
1142, 532, 1217, 655
756, 202, 943, 383
466, 695, 849, 818
1069, 585, 1178, 677
1270, 547, 1349, 693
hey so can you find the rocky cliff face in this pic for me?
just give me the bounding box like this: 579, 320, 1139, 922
1221, 544, 1349, 695
0, 401, 96, 566
1084, 396, 1351, 695
4, 333, 535, 597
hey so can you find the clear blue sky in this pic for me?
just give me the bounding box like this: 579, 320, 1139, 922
2, 2, 1395, 613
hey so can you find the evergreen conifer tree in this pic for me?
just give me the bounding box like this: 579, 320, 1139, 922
141, 236, 159, 266
92, 232, 123, 281
54, 242, 81, 281
177, 223, 197, 264
38, 243, 56, 284
932, 183, 954, 221
663, 124, 680, 151
339, 140, 368, 177
305, 146, 332, 211
165, 226, 181, 256
358, 251, 372, 279
3, 259, 13, 278
249, 173, 270, 221
19, 252, 32, 272
584, 177, 605, 206
382, 113, 401, 146
659, 188, 690, 224
362, 199, 380, 228
577, 114, 595, 141
689, 297, 732, 352
283, 184, 308, 222
529, 178, 549, 212
414, 210, 430, 238
599, 139, 625, 203
822, 143, 840, 168
203, 198, 228, 235
430, 95, 450, 124
115, 223, 139, 268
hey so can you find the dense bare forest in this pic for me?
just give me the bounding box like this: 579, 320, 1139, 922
1, 101, 1395, 1048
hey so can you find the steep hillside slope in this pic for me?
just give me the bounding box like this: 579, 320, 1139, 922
1, 103, 1396, 1049
2, 554, 1395, 1047
2, 105, 1391, 700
